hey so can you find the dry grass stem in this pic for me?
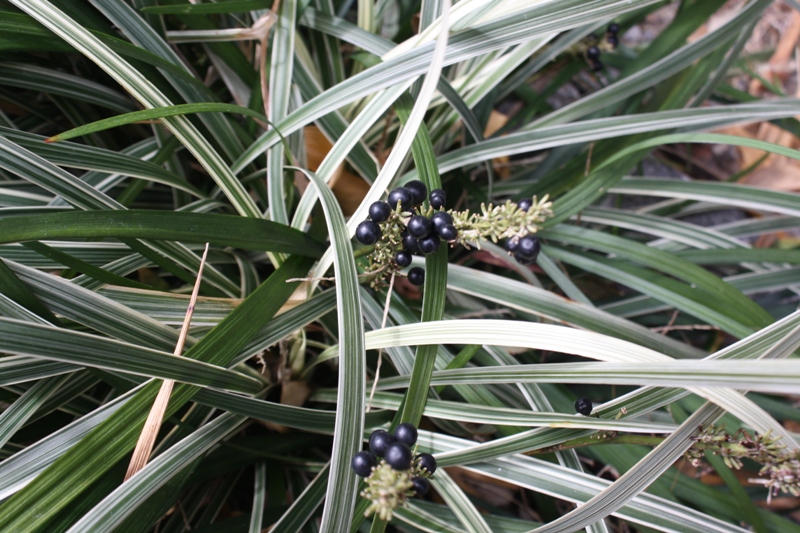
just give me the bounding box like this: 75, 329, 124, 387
124, 243, 211, 481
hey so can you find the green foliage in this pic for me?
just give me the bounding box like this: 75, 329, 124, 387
0, 0, 798, 532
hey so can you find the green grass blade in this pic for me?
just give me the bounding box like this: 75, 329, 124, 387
0, 62, 134, 112
611, 177, 800, 218
0, 211, 325, 257
292, 168, 365, 533
267, 0, 298, 227
44, 103, 273, 143
140, 1, 270, 14
0, 317, 262, 392
0, 357, 77, 387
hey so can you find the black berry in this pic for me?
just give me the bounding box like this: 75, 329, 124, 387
608, 23, 620, 34
575, 397, 593, 416
388, 187, 413, 209
351, 450, 377, 477
505, 238, 519, 253
517, 197, 533, 212
518, 235, 541, 260
438, 224, 458, 241
418, 234, 440, 255
429, 189, 446, 209
395, 251, 412, 268
384, 442, 412, 470
369, 429, 395, 457
430, 211, 453, 233
514, 252, 534, 266
407, 215, 432, 238
408, 267, 425, 286
411, 477, 430, 497
416, 453, 437, 474
607, 35, 618, 48
355, 220, 381, 245
586, 45, 600, 60
402, 231, 420, 254
394, 422, 418, 446
405, 180, 428, 206
369, 201, 392, 223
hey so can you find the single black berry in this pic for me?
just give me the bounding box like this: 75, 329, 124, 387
438, 224, 458, 241
416, 453, 437, 474
518, 235, 541, 260
369, 200, 392, 223
591, 60, 604, 72
395, 251, 412, 268
369, 429, 395, 457
575, 397, 593, 416
355, 220, 381, 245
402, 231, 420, 254
586, 45, 601, 60
411, 477, 430, 497
418, 234, 440, 255
608, 23, 620, 34
430, 211, 453, 233
405, 180, 428, 206
607, 35, 618, 48
388, 187, 413, 209
505, 238, 519, 253
394, 422, 418, 446
514, 252, 534, 266
352, 450, 377, 477
407, 215, 432, 238
384, 442, 412, 470
408, 267, 425, 286
517, 197, 533, 212
430, 196, 446, 210
429, 189, 446, 209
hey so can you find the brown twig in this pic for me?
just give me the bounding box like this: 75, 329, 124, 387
124, 243, 210, 481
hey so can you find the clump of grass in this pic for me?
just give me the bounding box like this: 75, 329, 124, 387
0, 1, 799, 533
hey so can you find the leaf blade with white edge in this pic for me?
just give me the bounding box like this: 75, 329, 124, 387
0, 317, 261, 392
267, 0, 297, 227
375, 359, 800, 394
291, 168, 365, 533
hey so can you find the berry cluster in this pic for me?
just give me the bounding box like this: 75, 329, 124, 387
351, 423, 437, 519
585, 23, 620, 71
353, 187, 553, 287
502, 197, 542, 265
355, 180, 456, 287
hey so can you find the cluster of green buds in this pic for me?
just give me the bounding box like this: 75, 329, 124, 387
360, 452, 436, 520
449, 196, 553, 249
359, 194, 553, 288
685, 425, 800, 501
